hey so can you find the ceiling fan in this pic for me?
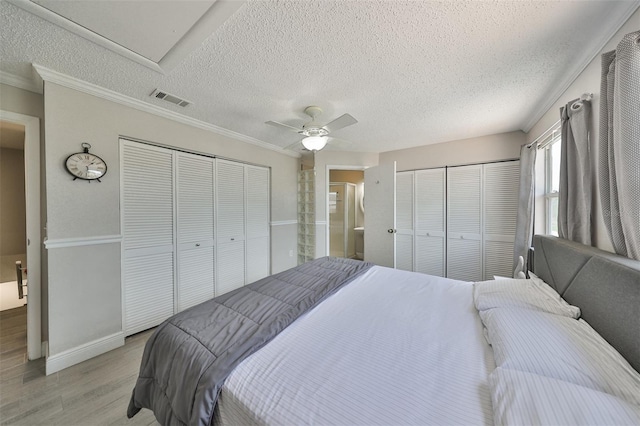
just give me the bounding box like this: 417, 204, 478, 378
266, 106, 358, 151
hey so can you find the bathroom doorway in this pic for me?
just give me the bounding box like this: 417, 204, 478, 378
327, 169, 365, 260
0, 111, 42, 361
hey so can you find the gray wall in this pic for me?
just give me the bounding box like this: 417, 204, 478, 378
43, 82, 298, 356
527, 7, 640, 253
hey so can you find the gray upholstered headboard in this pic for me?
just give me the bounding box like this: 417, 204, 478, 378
533, 235, 640, 373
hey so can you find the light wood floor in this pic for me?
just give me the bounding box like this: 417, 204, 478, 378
0, 306, 159, 425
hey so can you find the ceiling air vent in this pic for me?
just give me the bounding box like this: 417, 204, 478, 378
150, 89, 191, 107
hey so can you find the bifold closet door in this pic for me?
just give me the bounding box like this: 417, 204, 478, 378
395, 172, 414, 271
122, 141, 174, 336
216, 159, 246, 295
483, 161, 519, 280
246, 165, 270, 283
447, 165, 483, 281
415, 168, 446, 277
176, 152, 215, 311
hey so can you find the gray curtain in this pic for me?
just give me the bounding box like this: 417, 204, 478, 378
599, 30, 640, 260
558, 98, 592, 245
513, 142, 537, 276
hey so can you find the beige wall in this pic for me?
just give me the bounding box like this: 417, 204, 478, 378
0, 147, 27, 256
379, 131, 526, 171
43, 82, 298, 356
527, 7, 640, 253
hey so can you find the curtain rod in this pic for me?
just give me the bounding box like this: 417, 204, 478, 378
525, 92, 593, 148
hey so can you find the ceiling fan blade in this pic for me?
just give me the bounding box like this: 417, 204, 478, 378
265, 120, 302, 133
323, 113, 358, 133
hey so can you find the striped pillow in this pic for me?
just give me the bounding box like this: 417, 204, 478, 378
481, 308, 640, 406
490, 367, 640, 425
474, 278, 580, 318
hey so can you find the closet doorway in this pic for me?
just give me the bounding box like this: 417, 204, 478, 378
327, 168, 365, 260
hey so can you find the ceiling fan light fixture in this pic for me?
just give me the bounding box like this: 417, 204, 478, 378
301, 136, 328, 151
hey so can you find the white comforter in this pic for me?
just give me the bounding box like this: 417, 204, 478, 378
215, 266, 495, 425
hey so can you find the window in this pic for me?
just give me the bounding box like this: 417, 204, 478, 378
543, 128, 561, 236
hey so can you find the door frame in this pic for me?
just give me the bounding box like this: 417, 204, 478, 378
0, 110, 42, 360
324, 165, 366, 257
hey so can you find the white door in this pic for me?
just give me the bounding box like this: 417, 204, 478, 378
415, 168, 446, 277
122, 140, 175, 335
447, 165, 483, 281
483, 161, 520, 280
395, 171, 414, 271
176, 152, 215, 311
216, 159, 246, 295
364, 162, 396, 267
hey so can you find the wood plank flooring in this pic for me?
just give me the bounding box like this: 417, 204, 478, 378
0, 306, 159, 425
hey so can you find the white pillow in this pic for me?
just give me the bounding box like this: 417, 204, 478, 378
474, 278, 580, 318
490, 367, 640, 426
481, 308, 640, 406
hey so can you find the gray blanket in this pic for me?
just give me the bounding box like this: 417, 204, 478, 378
127, 257, 373, 426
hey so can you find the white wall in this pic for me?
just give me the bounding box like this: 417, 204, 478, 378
42, 82, 298, 358
527, 7, 640, 253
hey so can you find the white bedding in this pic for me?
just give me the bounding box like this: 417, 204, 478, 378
214, 266, 495, 425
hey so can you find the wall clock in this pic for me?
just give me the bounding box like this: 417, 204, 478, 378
65, 143, 107, 182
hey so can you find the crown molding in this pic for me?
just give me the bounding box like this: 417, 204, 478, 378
522, 1, 640, 132
158, 1, 245, 72
32, 64, 300, 158
0, 70, 43, 94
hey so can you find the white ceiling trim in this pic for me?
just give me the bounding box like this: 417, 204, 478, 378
8, 0, 246, 74
8, 0, 163, 73
32, 64, 300, 158
158, 1, 246, 72
522, 1, 640, 132
0, 69, 43, 94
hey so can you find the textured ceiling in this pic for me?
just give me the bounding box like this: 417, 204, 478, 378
1, 0, 638, 154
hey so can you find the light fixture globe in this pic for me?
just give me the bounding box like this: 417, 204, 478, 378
301, 136, 328, 151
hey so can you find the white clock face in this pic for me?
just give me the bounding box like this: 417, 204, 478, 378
65, 153, 107, 180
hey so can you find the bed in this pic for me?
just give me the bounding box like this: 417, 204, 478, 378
128, 235, 640, 425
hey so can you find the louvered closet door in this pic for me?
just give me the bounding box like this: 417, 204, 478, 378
176, 152, 215, 311
122, 140, 174, 336
395, 171, 414, 271
483, 161, 519, 280
447, 165, 483, 281
246, 165, 270, 283
216, 159, 246, 295
415, 168, 446, 277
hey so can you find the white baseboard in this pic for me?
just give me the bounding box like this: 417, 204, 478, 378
46, 332, 124, 375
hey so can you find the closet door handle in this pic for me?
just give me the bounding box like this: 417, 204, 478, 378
195, 243, 200, 247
